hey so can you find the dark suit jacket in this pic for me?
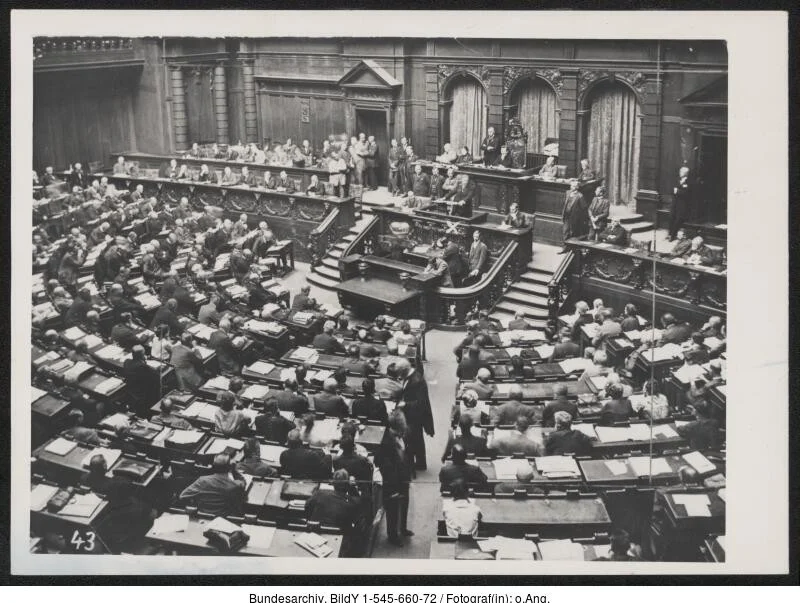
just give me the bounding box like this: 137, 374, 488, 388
480, 135, 502, 165
439, 462, 489, 491
351, 395, 389, 423
268, 389, 309, 415
541, 398, 579, 427
312, 332, 346, 354
254, 414, 296, 444
291, 293, 314, 311
661, 323, 693, 345
411, 173, 431, 197
179, 473, 246, 516
552, 341, 581, 360
312, 392, 349, 418
149, 305, 184, 336
305, 489, 361, 531
545, 428, 593, 455
676, 418, 720, 450
402, 370, 435, 436
279, 447, 332, 480
208, 329, 240, 373
468, 241, 489, 274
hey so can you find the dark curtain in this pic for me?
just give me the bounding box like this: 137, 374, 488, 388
448, 78, 486, 157
511, 78, 559, 154
185, 68, 216, 144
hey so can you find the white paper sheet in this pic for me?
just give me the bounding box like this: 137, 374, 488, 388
204, 516, 241, 534
31, 483, 60, 511
537, 539, 585, 560
492, 458, 531, 481
604, 459, 629, 476
672, 493, 712, 517
150, 512, 190, 535
44, 437, 78, 456
682, 450, 717, 474
628, 456, 672, 477
535, 456, 580, 476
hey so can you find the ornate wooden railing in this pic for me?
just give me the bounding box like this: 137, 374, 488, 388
435, 241, 520, 326
308, 208, 341, 267
546, 249, 578, 321
341, 215, 380, 259
34, 37, 134, 58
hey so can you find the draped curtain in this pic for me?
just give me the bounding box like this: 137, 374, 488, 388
512, 79, 559, 153
587, 83, 641, 206
185, 69, 216, 144
448, 78, 486, 157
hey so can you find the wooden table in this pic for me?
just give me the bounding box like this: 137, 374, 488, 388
144, 512, 342, 557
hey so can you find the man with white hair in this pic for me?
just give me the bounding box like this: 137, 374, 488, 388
312, 378, 350, 418
312, 320, 346, 354
140, 243, 163, 284
489, 383, 536, 426
220, 166, 238, 185
508, 310, 531, 331
232, 213, 250, 239
667, 166, 693, 241
494, 462, 544, 495
544, 411, 593, 456
598, 217, 628, 246
685, 236, 715, 265
69, 162, 88, 189
276, 170, 296, 193
701, 316, 724, 339
569, 300, 595, 341
459, 367, 497, 400
113, 155, 128, 175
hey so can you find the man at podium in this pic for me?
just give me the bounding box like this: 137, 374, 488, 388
437, 174, 476, 218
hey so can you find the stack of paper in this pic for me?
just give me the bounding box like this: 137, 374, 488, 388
81, 334, 104, 350
206, 438, 245, 455
672, 493, 712, 517
318, 304, 341, 317
95, 376, 124, 395
614, 337, 634, 348
182, 401, 218, 422
31, 387, 47, 403
295, 532, 332, 557
100, 413, 132, 430
603, 459, 629, 476
96, 345, 126, 360
312, 369, 334, 383
481, 536, 535, 560
646, 343, 684, 362
240, 523, 277, 550
589, 375, 608, 391
261, 303, 281, 316
44, 437, 78, 456
62, 326, 86, 341
537, 539, 585, 561
571, 423, 597, 439
166, 429, 204, 445
64, 361, 94, 382
187, 323, 215, 340
628, 456, 672, 477
204, 516, 241, 534
682, 451, 716, 474
33, 350, 60, 367
150, 512, 191, 535
279, 367, 297, 382
559, 358, 590, 374
195, 346, 215, 360
292, 312, 314, 325
58, 493, 103, 518
81, 447, 122, 469
535, 456, 581, 478
242, 384, 270, 401
594, 424, 652, 443
226, 285, 248, 299
651, 424, 680, 439
291, 347, 318, 362
49, 358, 75, 373
518, 330, 547, 343
674, 363, 707, 384
559, 314, 577, 326
533, 344, 555, 359
492, 458, 531, 481
246, 360, 275, 376
260, 444, 286, 463
205, 375, 230, 390
312, 418, 342, 445
31, 483, 60, 512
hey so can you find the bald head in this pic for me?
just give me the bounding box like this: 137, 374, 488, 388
476, 367, 491, 383
516, 464, 534, 483
508, 384, 524, 401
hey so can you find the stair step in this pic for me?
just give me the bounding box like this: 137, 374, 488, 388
321, 257, 340, 270
494, 300, 549, 319
312, 264, 340, 280
509, 281, 550, 297
342, 234, 356, 242
625, 221, 655, 234
520, 271, 552, 286
501, 291, 549, 308
489, 312, 549, 330
616, 213, 644, 224
525, 261, 557, 274
334, 241, 350, 251
328, 248, 343, 259
306, 271, 340, 290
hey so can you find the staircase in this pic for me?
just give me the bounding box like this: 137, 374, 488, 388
306, 216, 372, 290
489, 243, 563, 330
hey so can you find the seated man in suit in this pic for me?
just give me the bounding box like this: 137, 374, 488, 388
179, 453, 247, 516
305, 468, 362, 534
369, 316, 393, 343
279, 429, 332, 480
676, 400, 720, 450
62, 409, 105, 446
439, 444, 489, 492
266, 378, 309, 415
569, 300, 595, 341
220, 166, 239, 186
151, 397, 193, 430
494, 462, 545, 495
492, 144, 514, 168
262, 170, 277, 190
598, 217, 628, 246
458, 367, 497, 400
441, 413, 488, 463
197, 164, 218, 183
456, 345, 489, 381
503, 203, 530, 229
236, 437, 278, 477
600, 383, 636, 425
544, 411, 593, 456
489, 384, 536, 426
291, 285, 317, 311
659, 313, 693, 345
541, 384, 579, 428
410, 163, 430, 197
507, 311, 531, 331
276, 171, 296, 193
341, 343, 371, 377
351, 377, 389, 423
592, 308, 623, 350
488, 416, 543, 457
149, 298, 184, 336
312, 378, 350, 418
254, 399, 296, 445
551, 327, 581, 360
667, 229, 692, 258
685, 236, 718, 266
239, 166, 256, 187
312, 320, 346, 354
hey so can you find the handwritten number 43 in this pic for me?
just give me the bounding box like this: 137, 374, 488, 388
70, 530, 96, 552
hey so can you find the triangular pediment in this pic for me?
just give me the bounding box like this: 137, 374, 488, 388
338, 59, 402, 90
679, 75, 727, 107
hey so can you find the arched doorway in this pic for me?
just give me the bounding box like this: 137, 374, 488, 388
509, 77, 559, 154
584, 80, 641, 206
442, 75, 487, 158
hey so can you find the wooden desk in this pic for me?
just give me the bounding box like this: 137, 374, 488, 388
476, 459, 582, 490
663, 488, 725, 534
438, 495, 611, 539
144, 512, 343, 557
273, 309, 326, 345
702, 534, 726, 562
479, 380, 590, 401
104, 174, 354, 264
336, 276, 424, 319
429, 537, 610, 561
579, 454, 694, 487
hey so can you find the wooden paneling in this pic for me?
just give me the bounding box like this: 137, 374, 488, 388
33, 69, 138, 172
257, 92, 346, 146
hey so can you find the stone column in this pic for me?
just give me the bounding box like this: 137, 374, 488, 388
169, 65, 188, 151
241, 59, 259, 143
213, 63, 229, 144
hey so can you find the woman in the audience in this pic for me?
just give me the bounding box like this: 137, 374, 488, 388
441, 479, 481, 538
600, 383, 636, 425
634, 379, 671, 421
213, 390, 248, 437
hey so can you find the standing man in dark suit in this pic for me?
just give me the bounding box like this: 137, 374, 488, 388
410, 164, 430, 197
480, 127, 502, 166
463, 230, 488, 285
451, 174, 477, 218
69, 163, 89, 189
667, 166, 693, 241
559, 179, 590, 253
365, 135, 378, 191
396, 359, 434, 474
